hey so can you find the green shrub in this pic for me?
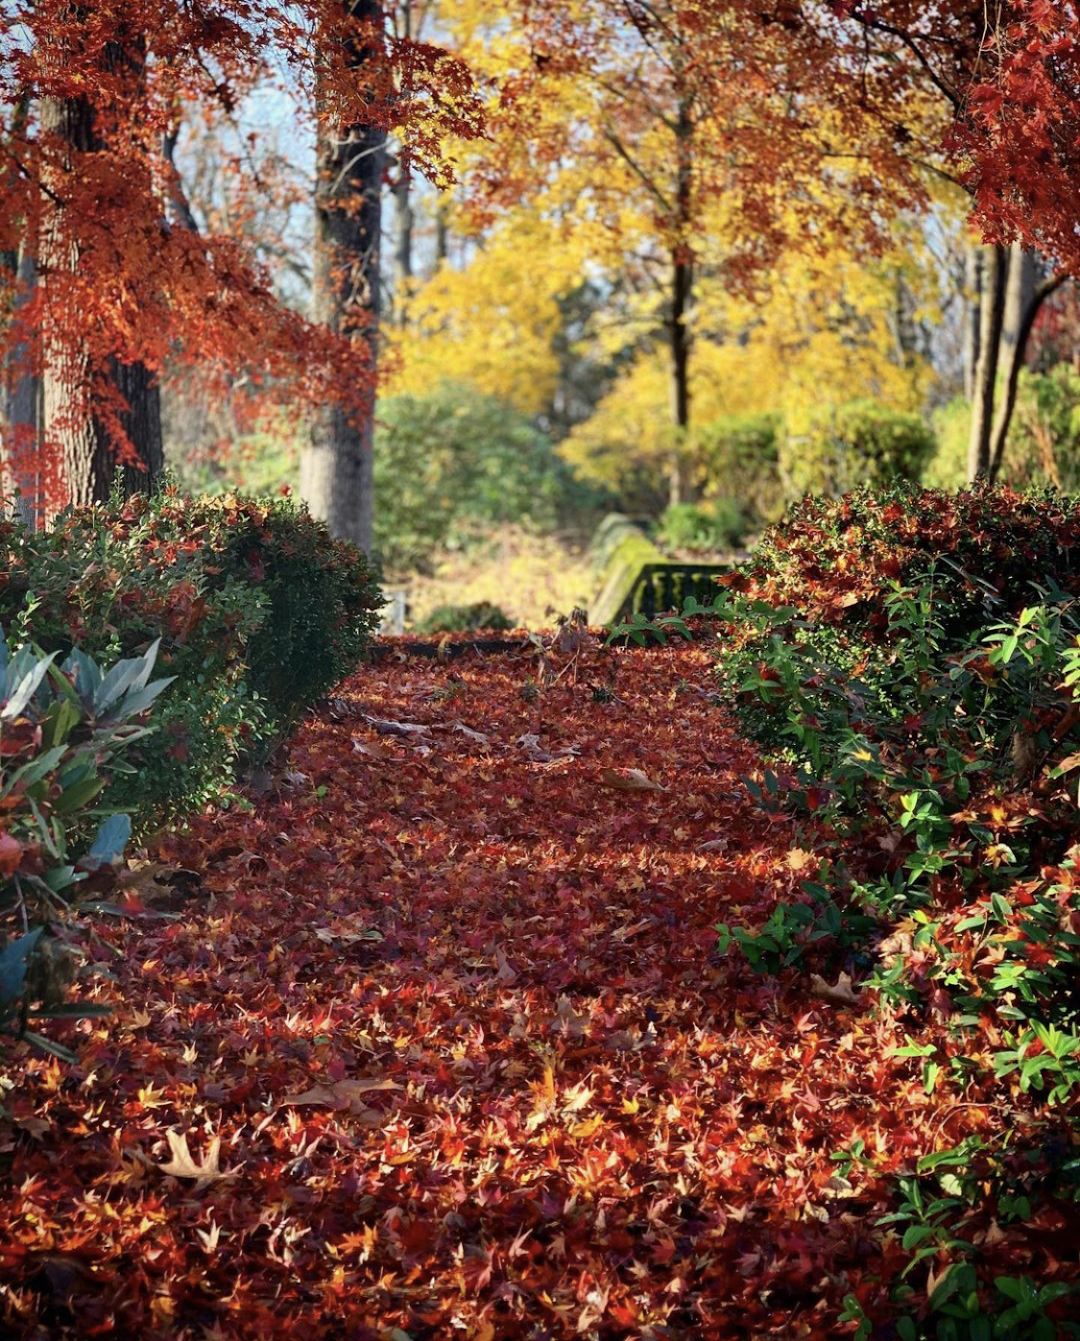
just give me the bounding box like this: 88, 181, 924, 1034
925, 369, 1080, 496
697, 411, 783, 523
657, 498, 748, 553
374, 382, 601, 573
725, 482, 1080, 640
923, 396, 971, 491
1012, 365, 1080, 492
417, 601, 514, 633
113, 492, 383, 734
0, 501, 268, 829
780, 399, 936, 500
0, 633, 169, 1061
0, 490, 381, 830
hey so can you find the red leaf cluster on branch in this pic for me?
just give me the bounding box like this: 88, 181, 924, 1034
956, 0, 1080, 269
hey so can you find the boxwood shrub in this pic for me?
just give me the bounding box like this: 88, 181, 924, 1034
0, 489, 382, 831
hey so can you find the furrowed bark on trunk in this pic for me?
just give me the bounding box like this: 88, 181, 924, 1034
967, 243, 1008, 481
301, 0, 387, 556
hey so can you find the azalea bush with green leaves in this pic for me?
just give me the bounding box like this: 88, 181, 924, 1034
657, 498, 748, 553
710, 486, 1080, 1334
0, 633, 170, 1061
373, 382, 602, 574
697, 410, 783, 524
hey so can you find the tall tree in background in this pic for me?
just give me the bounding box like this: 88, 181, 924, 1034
462, 1, 723, 506
0, 0, 482, 522
757, 0, 1078, 481
302, 1, 388, 554
465, 0, 934, 506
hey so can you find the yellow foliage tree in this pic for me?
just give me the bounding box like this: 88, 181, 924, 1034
384, 212, 589, 415
560, 224, 940, 513
383, 0, 956, 520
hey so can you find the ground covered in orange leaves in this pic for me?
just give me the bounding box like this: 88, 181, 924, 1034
0, 637, 995, 1339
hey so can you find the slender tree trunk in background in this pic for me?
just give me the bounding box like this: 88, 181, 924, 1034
1, 247, 41, 525
988, 267, 1069, 484
302, 0, 387, 556
39, 34, 162, 509
967, 243, 1008, 480
1001, 244, 1037, 354
389, 0, 413, 325
435, 197, 450, 266
667, 86, 693, 510
668, 250, 691, 507
392, 165, 414, 325
962, 244, 982, 402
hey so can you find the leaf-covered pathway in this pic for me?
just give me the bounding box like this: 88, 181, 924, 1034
1, 639, 966, 1338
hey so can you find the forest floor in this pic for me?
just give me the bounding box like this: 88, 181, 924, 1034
0, 634, 981, 1339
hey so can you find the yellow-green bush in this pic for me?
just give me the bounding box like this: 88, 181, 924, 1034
781, 400, 936, 500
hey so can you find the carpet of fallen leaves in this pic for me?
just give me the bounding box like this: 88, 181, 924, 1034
0, 636, 1010, 1339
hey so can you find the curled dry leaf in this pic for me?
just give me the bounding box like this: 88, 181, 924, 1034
517, 733, 554, 762
454, 722, 490, 746
599, 767, 665, 793
809, 972, 862, 1008
493, 946, 517, 984
281, 1077, 401, 1110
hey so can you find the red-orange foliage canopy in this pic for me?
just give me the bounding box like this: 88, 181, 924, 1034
0, 1, 482, 505
956, 0, 1080, 267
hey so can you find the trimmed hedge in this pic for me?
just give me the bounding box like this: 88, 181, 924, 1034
713, 484, 1080, 1324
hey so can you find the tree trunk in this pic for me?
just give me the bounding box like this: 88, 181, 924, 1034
667, 85, 693, 510
435, 196, 450, 266
39, 34, 162, 509
1, 246, 41, 525
1001, 244, 1037, 353
962, 243, 982, 402
1, 95, 40, 524
988, 267, 1069, 484
668, 249, 691, 508
967, 243, 1008, 481
391, 165, 414, 325
301, 0, 387, 556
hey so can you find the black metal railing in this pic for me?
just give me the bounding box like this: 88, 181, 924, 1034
616, 561, 731, 621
